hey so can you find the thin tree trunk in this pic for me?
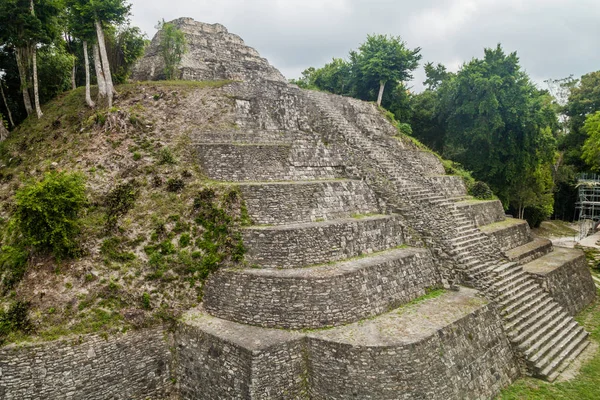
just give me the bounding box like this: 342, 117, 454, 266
95, 19, 114, 107
377, 80, 386, 107
0, 82, 15, 127
30, 0, 42, 118
71, 62, 77, 90
0, 120, 8, 141
93, 43, 107, 99
83, 41, 95, 108
15, 48, 33, 116
32, 47, 43, 118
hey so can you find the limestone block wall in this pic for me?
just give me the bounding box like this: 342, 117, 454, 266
239, 180, 381, 225
0, 329, 172, 400
242, 215, 407, 268
426, 175, 467, 198
306, 303, 518, 400
196, 143, 345, 182
524, 247, 597, 316
456, 199, 506, 227
481, 219, 531, 252
204, 248, 441, 329
176, 317, 306, 399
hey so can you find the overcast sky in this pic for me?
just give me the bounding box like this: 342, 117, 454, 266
129, 0, 600, 91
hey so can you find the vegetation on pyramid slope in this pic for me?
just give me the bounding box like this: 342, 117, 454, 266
0, 80, 252, 344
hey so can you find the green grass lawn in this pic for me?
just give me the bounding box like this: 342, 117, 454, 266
498, 289, 600, 399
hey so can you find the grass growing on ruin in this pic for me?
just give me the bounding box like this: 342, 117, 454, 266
498, 289, 600, 400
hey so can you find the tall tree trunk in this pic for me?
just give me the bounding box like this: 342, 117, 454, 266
377, 80, 386, 107
15, 48, 33, 116
83, 41, 95, 108
32, 47, 43, 118
93, 43, 107, 99
0, 119, 8, 141
95, 19, 114, 107
0, 82, 15, 127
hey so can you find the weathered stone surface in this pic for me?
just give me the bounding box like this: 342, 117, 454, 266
426, 175, 468, 198
204, 247, 441, 329
132, 18, 286, 83
523, 247, 597, 316
0, 329, 172, 400
306, 288, 519, 400
456, 199, 506, 227
176, 312, 305, 399
506, 237, 553, 264
239, 179, 382, 225
243, 215, 408, 268
196, 141, 345, 182
480, 218, 532, 252
177, 289, 519, 400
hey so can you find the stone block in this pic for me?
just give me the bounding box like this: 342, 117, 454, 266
456, 199, 506, 227
523, 247, 596, 316
243, 215, 407, 268
204, 247, 441, 329
239, 179, 381, 225
480, 218, 532, 252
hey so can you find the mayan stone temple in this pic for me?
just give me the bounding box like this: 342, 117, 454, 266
1, 18, 597, 400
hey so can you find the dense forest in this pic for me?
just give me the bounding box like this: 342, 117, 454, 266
1, 1, 599, 228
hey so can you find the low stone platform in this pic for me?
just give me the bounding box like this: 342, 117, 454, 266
238, 179, 381, 225
480, 218, 531, 252
455, 199, 505, 227
242, 215, 407, 268
177, 288, 520, 399
426, 175, 468, 199
523, 247, 596, 316
204, 247, 440, 329
507, 237, 553, 264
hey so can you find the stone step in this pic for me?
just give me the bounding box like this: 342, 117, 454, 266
512, 306, 566, 346
528, 320, 580, 363
238, 179, 381, 225
506, 237, 553, 265
480, 218, 532, 252
196, 142, 344, 181
504, 296, 553, 327
500, 284, 545, 314
510, 302, 564, 339
204, 247, 440, 329
243, 214, 406, 268
491, 269, 527, 292
545, 338, 590, 382
535, 328, 588, 379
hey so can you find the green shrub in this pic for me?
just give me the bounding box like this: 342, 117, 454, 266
0, 245, 28, 293
179, 233, 191, 248
157, 147, 176, 165
141, 292, 151, 310
14, 172, 87, 258
470, 181, 494, 200
100, 237, 136, 263
104, 182, 139, 232
166, 178, 185, 192
0, 301, 32, 344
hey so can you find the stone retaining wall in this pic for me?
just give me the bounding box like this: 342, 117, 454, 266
243, 215, 407, 268
456, 200, 505, 227
204, 248, 441, 329
0, 329, 172, 400
481, 219, 531, 252
306, 303, 518, 400
426, 175, 467, 198
524, 247, 597, 316
239, 180, 381, 225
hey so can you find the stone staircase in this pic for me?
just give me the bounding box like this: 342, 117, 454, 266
305, 89, 590, 381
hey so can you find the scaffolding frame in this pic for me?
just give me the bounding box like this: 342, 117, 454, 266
575, 173, 600, 239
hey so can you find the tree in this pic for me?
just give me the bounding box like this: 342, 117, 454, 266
440, 45, 557, 220
105, 24, 147, 83
563, 71, 600, 170
351, 34, 421, 106
582, 111, 600, 171
156, 19, 186, 80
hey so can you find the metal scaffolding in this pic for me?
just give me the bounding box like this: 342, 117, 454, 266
576, 173, 600, 239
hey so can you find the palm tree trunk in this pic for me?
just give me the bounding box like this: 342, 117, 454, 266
377, 80, 386, 107
95, 19, 114, 107
15, 48, 33, 116
83, 41, 95, 108
32, 47, 43, 118
93, 43, 107, 99
0, 82, 15, 127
